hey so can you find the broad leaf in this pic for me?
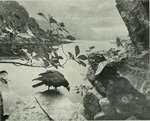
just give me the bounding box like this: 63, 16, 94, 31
44, 53, 50, 60
77, 90, 80, 94
14, 13, 21, 20
58, 56, 63, 59
54, 52, 58, 57
66, 35, 76, 40
43, 59, 50, 67
78, 55, 88, 60
38, 13, 48, 21
89, 46, 95, 50
59, 22, 65, 27
51, 62, 58, 69
62, 28, 69, 34
75, 45, 80, 56
52, 58, 59, 64
49, 16, 57, 24
38, 13, 45, 16
79, 60, 86, 67
116, 50, 121, 53
58, 28, 63, 31
0, 15, 4, 22
68, 52, 73, 58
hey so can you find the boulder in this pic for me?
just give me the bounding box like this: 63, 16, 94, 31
0, 92, 3, 120
99, 98, 122, 120
83, 92, 102, 119
106, 77, 150, 120
1, 90, 87, 121
126, 116, 138, 120
0, 76, 87, 121
34, 90, 86, 121
94, 111, 105, 120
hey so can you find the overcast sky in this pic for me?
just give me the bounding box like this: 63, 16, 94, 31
18, 0, 128, 41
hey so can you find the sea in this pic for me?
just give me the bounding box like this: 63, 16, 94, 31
0, 40, 119, 103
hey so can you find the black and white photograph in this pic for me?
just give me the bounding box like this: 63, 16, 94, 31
0, 0, 149, 120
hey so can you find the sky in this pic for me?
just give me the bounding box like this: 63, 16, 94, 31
17, 0, 128, 41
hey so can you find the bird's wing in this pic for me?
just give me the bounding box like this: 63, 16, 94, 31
32, 77, 43, 81
39, 70, 64, 78
39, 70, 54, 76
51, 70, 64, 77
50, 75, 69, 87
32, 82, 44, 88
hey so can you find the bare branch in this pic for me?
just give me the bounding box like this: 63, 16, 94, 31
61, 58, 70, 67
0, 61, 44, 68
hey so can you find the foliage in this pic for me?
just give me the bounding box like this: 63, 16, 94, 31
0, 1, 81, 69
68, 45, 88, 67
115, 37, 136, 58
74, 85, 93, 96
74, 37, 136, 95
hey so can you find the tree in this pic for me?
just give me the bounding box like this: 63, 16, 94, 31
0, 1, 86, 69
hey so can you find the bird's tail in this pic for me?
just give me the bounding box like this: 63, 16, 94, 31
32, 82, 44, 88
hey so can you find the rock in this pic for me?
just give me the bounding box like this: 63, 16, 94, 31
86, 67, 95, 82
0, 92, 3, 120
34, 90, 86, 121
126, 116, 138, 120
99, 98, 122, 120
94, 111, 105, 120
2, 91, 26, 121
116, 0, 149, 52
1, 89, 86, 121
0, 70, 86, 121
83, 92, 102, 119
106, 77, 150, 120
74, 103, 90, 120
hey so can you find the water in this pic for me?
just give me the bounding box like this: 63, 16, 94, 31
0, 40, 117, 103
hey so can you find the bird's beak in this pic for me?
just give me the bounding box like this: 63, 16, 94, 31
66, 86, 70, 92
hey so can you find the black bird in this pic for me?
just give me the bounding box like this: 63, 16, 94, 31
32, 70, 70, 91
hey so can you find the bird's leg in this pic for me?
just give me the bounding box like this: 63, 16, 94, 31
48, 86, 50, 90
55, 87, 58, 91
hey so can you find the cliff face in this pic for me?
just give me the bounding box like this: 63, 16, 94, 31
83, 0, 149, 120
116, 0, 149, 53
115, 0, 149, 96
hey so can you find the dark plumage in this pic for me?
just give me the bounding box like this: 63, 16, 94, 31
32, 70, 70, 91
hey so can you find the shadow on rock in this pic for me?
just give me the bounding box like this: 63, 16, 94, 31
37, 89, 64, 96
34, 89, 65, 103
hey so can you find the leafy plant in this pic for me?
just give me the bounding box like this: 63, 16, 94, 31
0, 1, 78, 69
74, 85, 93, 96
68, 45, 88, 67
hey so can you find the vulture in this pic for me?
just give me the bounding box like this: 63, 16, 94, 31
32, 70, 70, 91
